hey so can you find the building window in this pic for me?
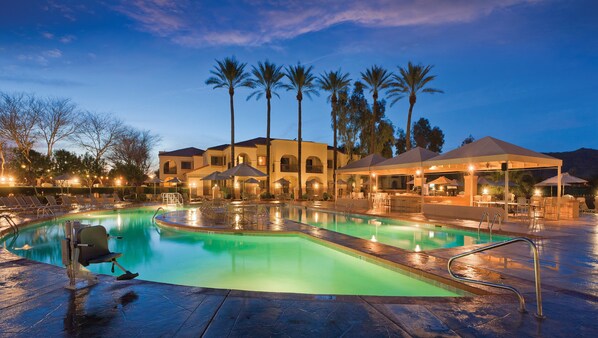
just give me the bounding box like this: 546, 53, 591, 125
211, 156, 224, 166
258, 156, 266, 166
181, 161, 192, 170
327, 160, 333, 169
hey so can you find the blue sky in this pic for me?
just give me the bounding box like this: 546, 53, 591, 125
1, 0, 597, 154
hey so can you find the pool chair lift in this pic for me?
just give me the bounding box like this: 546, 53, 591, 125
61, 221, 138, 290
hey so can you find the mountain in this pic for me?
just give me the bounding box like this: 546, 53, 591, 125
544, 148, 598, 181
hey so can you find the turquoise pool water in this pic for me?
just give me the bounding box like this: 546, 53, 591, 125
1, 207, 460, 297
276, 206, 509, 251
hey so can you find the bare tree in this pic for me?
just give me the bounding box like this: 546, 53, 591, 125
109, 127, 160, 174
72, 111, 124, 164
38, 97, 78, 157
0, 93, 40, 166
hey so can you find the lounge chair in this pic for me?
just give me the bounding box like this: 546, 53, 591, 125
46, 195, 70, 211
74, 195, 90, 209
578, 198, 595, 213
0, 196, 22, 212
15, 196, 37, 212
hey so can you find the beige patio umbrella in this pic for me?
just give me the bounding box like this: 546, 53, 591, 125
427, 176, 453, 185
144, 176, 163, 196
220, 163, 267, 199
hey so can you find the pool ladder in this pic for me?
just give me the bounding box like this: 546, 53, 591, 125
448, 237, 544, 319
0, 214, 19, 234
152, 207, 165, 221
478, 212, 502, 236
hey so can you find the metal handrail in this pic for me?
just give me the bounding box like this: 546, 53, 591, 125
489, 213, 502, 231
0, 214, 19, 234
152, 207, 165, 221
447, 237, 544, 319
477, 212, 489, 234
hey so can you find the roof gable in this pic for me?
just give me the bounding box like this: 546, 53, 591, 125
159, 147, 204, 157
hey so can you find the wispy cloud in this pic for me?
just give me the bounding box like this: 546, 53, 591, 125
0, 74, 83, 87
41, 31, 76, 44
17, 49, 63, 65
113, 0, 541, 47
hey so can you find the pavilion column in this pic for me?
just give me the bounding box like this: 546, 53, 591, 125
557, 166, 562, 220
420, 167, 425, 213
504, 169, 509, 222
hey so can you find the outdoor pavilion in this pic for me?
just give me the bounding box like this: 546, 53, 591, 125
368, 147, 440, 207
420, 136, 563, 220
336, 154, 386, 199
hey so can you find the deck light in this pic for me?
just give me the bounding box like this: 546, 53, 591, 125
415, 169, 421, 176
483, 188, 488, 195
414, 244, 421, 252
468, 165, 475, 172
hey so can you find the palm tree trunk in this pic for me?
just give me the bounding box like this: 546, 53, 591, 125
298, 98, 303, 199
371, 93, 378, 154
229, 92, 235, 168
266, 97, 271, 194
405, 101, 415, 151
332, 95, 338, 201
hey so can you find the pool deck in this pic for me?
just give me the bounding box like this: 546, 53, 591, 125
1, 204, 597, 337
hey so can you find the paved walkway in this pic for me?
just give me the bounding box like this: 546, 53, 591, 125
1, 206, 597, 336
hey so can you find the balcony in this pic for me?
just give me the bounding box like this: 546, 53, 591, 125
306, 165, 323, 173
163, 168, 177, 175
280, 164, 298, 172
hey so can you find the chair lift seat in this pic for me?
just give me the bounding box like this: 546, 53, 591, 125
77, 225, 121, 267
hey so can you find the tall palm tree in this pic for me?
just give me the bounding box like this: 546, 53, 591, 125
283, 63, 319, 200
361, 65, 392, 154
317, 69, 351, 200
388, 62, 443, 150
247, 61, 285, 194
205, 56, 252, 168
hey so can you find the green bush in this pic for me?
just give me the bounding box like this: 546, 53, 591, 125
260, 192, 275, 200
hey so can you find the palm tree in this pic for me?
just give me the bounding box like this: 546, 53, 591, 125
247, 61, 285, 194
361, 65, 392, 154
317, 69, 351, 200
388, 62, 443, 150
205, 56, 252, 168
283, 63, 319, 199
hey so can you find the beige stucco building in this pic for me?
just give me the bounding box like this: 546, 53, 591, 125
159, 137, 350, 198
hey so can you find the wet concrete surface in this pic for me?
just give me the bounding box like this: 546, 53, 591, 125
1, 206, 597, 336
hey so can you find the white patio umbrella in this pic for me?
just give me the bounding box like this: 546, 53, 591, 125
220, 163, 267, 199
144, 176, 163, 196
220, 163, 267, 178
274, 178, 290, 185
427, 176, 453, 185
201, 171, 230, 181
535, 172, 587, 196
166, 177, 183, 192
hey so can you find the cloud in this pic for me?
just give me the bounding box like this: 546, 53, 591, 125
44, 49, 63, 58
17, 49, 63, 65
0, 74, 83, 87
113, 0, 541, 47
59, 35, 76, 43
42, 32, 55, 39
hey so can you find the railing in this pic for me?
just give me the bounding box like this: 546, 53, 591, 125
36, 206, 55, 218
163, 168, 178, 174
306, 165, 323, 173
280, 164, 298, 172
0, 214, 19, 234
447, 237, 544, 319
162, 193, 183, 206
152, 207, 165, 221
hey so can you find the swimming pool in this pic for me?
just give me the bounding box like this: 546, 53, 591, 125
1, 207, 461, 297
276, 206, 509, 251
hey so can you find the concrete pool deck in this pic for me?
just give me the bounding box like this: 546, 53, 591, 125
1, 205, 597, 336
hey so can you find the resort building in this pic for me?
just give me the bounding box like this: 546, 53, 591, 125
159, 137, 350, 197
